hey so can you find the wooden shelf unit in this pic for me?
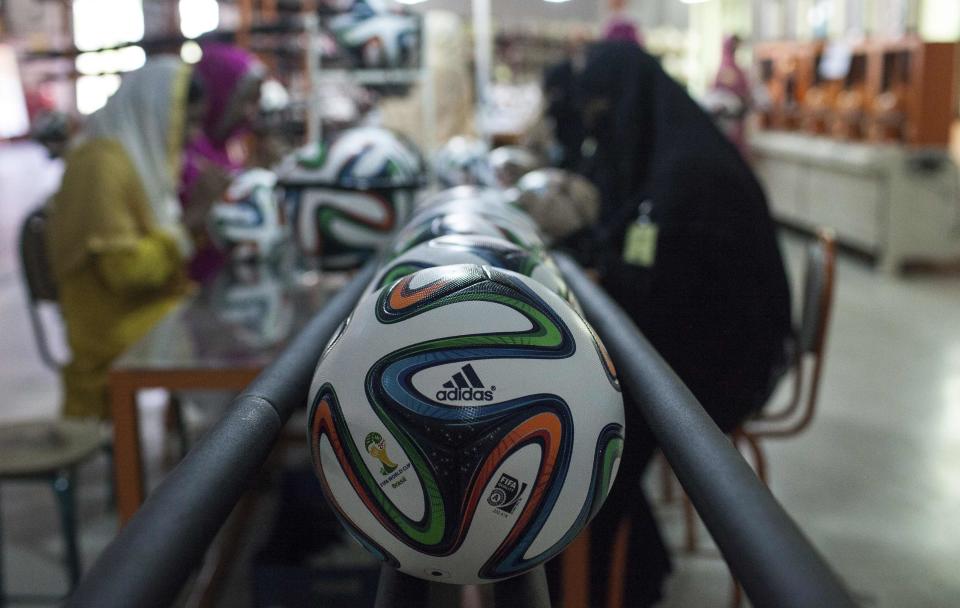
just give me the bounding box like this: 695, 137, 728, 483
754, 38, 958, 147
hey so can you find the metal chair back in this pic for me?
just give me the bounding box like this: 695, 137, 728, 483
19, 207, 62, 369
749, 227, 837, 435
798, 229, 837, 357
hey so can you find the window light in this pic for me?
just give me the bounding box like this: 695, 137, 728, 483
180, 0, 219, 39
72, 0, 145, 114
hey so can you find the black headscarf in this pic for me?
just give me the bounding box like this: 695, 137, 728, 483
543, 60, 586, 170
579, 41, 793, 430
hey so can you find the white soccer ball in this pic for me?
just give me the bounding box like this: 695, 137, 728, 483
292, 187, 417, 269
277, 127, 424, 269
434, 136, 493, 188
412, 186, 540, 235
329, 0, 421, 69
389, 210, 543, 256
209, 169, 287, 261
488, 146, 541, 188
513, 169, 601, 244
308, 264, 624, 584
369, 234, 576, 310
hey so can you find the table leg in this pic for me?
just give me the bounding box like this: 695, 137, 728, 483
562, 527, 590, 608
109, 376, 144, 525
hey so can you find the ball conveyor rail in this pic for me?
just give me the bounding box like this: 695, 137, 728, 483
553, 252, 856, 608
66, 262, 378, 608
373, 563, 550, 608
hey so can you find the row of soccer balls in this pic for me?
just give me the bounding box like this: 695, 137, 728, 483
208, 127, 600, 269
303, 137, 626, 584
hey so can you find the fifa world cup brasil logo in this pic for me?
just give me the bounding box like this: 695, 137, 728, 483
365, 432, 398, 475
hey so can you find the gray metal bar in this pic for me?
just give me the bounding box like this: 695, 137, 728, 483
65, 262, 377, 608
553, 252, 856, 608
374, 566, 430, 608
373, 565, 550, 608
492, 566, 551, 608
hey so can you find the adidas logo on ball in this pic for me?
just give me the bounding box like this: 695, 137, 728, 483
435, 364, 496, 402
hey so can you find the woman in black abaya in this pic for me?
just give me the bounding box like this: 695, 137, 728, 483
575, 42, 793, 606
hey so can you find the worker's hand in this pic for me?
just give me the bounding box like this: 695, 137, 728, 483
184, 164, 231, 234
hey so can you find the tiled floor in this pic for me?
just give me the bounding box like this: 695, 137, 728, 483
1, 141, 959, 606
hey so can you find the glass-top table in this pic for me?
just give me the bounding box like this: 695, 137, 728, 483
109, 265, 353, 523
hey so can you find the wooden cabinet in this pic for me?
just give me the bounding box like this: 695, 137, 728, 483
754, 38, 958, 147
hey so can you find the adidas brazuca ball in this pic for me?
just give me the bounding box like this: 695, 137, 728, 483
308, 264, 624, 584
369, 234, 578, 312
209, 169, 287, 261
277, 127, 423, 269
412, 186, 541, 237
389, 211, 543, 257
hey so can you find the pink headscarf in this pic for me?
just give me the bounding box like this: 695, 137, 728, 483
711, 35, 751, 158
604, 16, 643, 47
195, 44, 262, 142
714, 35, 749, 100
180, 44, 263, 283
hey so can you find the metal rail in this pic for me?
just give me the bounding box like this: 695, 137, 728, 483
65, 251, 856, 608
372, 564, 550, 608
66, 262, 377, 608
553, 252, 856, 608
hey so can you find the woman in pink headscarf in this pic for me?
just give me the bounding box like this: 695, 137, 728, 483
706, 35, 752, 157
180, 43, 265, 283
604, 0, 644, 46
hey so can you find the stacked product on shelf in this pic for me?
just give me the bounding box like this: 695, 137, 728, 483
324, 0, 423, 70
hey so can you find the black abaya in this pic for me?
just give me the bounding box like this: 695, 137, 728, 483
567, 42, 793, 607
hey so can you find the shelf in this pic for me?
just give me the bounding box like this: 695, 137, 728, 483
753, 38, 958, 146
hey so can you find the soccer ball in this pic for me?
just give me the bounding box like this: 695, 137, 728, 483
513, 169, 601, 244
412, 186, 540, 236
278, 127, 424, 269
307, 264, 624, 584
389, 211, 543, 256
369, 234, 575, 308
209, 169, 288, 261
329, 0, 421, 69
434, 136, 492, 188
487, 146, 541, 188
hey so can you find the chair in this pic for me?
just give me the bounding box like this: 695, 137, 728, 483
0, 208, 106, 602
666, 228, 837, 606
0, 420, 103, 601
20, 207, 63, 370
739, 227, 837, 454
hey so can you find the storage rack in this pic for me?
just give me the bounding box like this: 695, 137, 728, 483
754, 37, 958, 146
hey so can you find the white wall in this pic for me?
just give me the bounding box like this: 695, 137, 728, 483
632, 0, 689, 29
407, 0, 694, 28
407, 0, 600, 23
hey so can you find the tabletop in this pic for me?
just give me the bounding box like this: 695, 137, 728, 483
112, 264, 354, 374
109, 261, 357, 523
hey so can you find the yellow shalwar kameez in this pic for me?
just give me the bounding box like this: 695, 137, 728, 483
47, 60, 193, 419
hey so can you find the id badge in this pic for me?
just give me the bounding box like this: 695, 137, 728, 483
623, 221, 658, 267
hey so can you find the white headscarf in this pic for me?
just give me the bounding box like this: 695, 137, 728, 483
83, 56, 193, 255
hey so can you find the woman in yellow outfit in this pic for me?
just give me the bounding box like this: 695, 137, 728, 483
47, 58, 208, 419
